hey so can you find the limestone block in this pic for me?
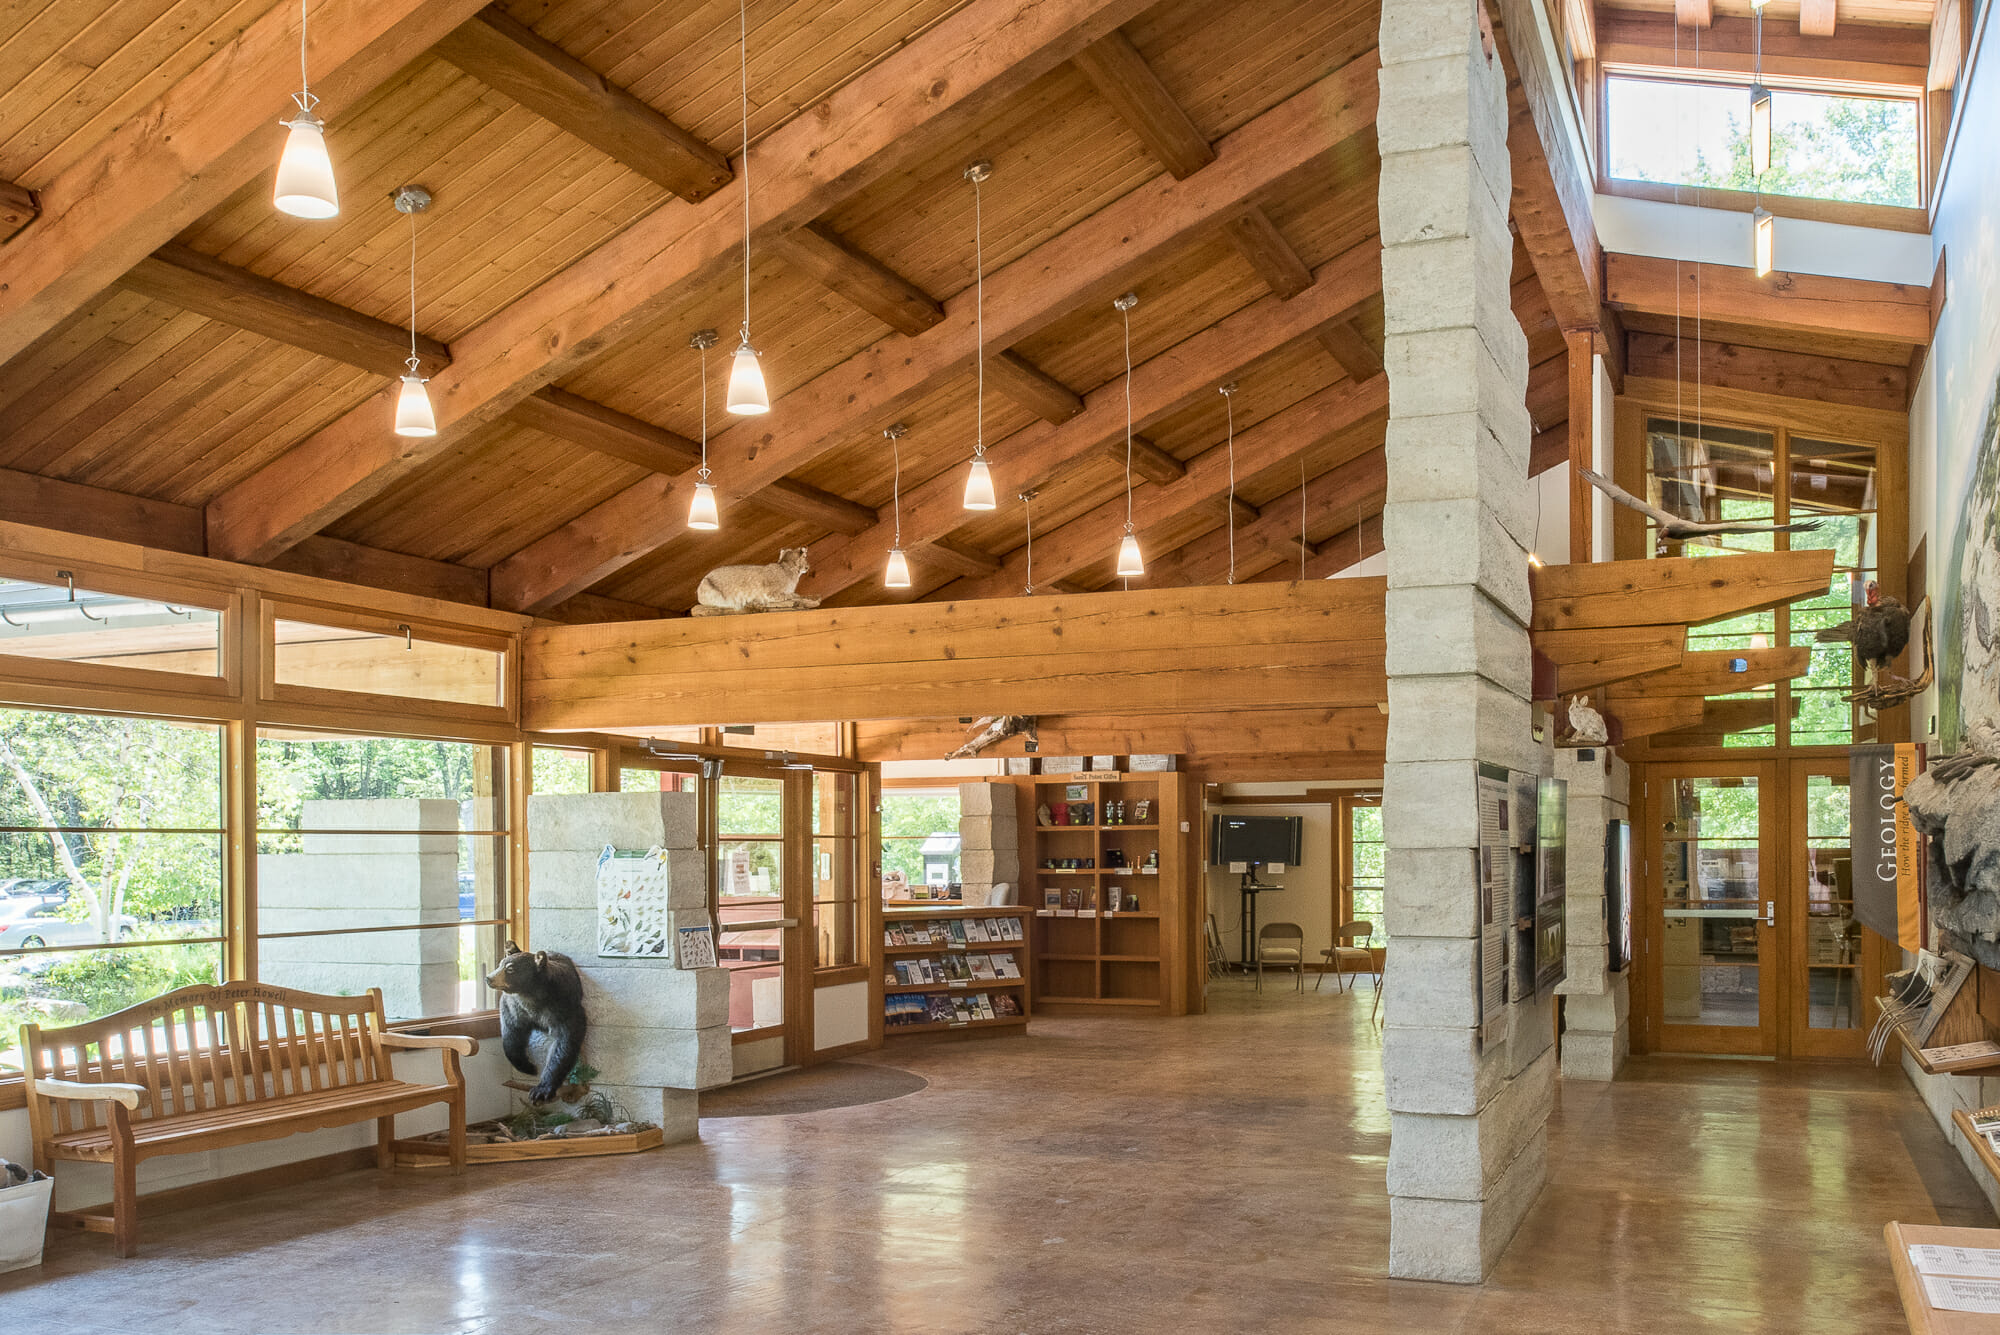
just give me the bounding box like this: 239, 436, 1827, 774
1374, 55, 1511, 206
1555, 941, 1610, 996
1555, 750, 1611, 800
1382, 1020, 1515, 1116
1385, 677, 1534, 769
1560, 1026, 1628, 1082
580, 963, 729, 1031
1384, 499, 1532, 624
1383, 846, 1480, 938
1383, 585, 1532, 686
1565, 905, 1608, 949
1383, 936, 1483, 1028
1507, 990, 1555, 1075
527, 848, 707, 912
1380, 0, 1483, 64
298, 798, 460, 851
593, 1086, 701, 1144
958, 815, 1022, 851
957, 783, 1014, 817
1382, 328, 1531, 449
1382, 759, 1484, 850
528, 791, 699, 853
1382, 410, 1533, 524
1388, 1121, 1548, 1282
1386, 1047, 1553, 1199
1381, 233, 1518, 342
960, 848, 1020, 885
588, 1022, 732, 1090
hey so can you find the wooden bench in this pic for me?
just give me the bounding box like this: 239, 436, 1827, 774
22, 981, 477, 1256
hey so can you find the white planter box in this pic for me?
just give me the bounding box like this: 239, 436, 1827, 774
0, 1174, 52, 1274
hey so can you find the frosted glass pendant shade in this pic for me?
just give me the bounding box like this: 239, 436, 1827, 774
1750, 86, 1772, 178
274, 114, 338, 219
726, 342, 769, 414
1115, 531, 1145, 578
1752, 207, 1775, 277
885, 547, 912, 588
962, 457, 996, 510
688, 481, 720, 530
393, 375, 436, 437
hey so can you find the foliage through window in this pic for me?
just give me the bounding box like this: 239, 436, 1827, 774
1347, 801, 1385, 945
1606, 76, 1919, 207
880, 789, 960, 891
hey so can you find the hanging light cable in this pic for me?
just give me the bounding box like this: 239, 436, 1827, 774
1019, 489, 1038, 595
884, 423, 911, 588
274, 0, 338, 218
962, 160, 997, 509
726, 0, 768, 414
688, 330, 721, 529
1114, 292, 1144, 581
1750, 3, 1772, 179
391, 186, 435, 438
1221, 383, 1238, 584
1299, 457, 1308, 581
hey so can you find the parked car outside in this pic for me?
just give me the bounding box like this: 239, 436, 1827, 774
0, 903, 137, 951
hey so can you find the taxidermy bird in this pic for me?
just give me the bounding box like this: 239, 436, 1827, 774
1565, 695, 1608, 746
1576, 468, 1824, 554
1815, 580, 1911, 687
949, 715, 1037, 760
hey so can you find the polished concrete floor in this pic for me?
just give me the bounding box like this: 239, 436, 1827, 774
2, 975, 1988, 1333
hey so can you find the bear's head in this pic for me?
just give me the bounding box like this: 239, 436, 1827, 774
485, 940, 548, 994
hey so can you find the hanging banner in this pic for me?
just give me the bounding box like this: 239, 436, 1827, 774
1851, 743, 1924, 952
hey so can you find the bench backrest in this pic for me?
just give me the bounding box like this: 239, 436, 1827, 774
23, 982, 390, 1138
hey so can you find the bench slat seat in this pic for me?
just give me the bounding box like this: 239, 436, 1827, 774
23, 982, 476, 1256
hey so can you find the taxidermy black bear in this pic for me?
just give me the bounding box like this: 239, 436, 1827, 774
485, 941, 588, 1103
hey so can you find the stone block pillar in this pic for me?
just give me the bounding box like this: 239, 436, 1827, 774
1554, 749, 1632, 1081
1377, 0, 1552, 1283
958, 782, 1021, 905
526, 792, 729, 1143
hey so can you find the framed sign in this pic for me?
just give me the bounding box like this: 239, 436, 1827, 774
596, 845, 673, 957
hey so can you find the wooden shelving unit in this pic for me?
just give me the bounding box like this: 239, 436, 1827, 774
1026, 771, 1195, 1015
880, 904, 1031, 1039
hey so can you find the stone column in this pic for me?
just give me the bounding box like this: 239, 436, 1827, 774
959, 782, 1021, 905
1555, 749, 1632, 1081
1377, 0, 1553, 1283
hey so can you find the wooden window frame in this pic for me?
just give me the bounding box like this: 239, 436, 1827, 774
261, 600, 516, 726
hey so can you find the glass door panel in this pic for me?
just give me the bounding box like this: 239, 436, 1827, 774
1659, 773, 1773, 1052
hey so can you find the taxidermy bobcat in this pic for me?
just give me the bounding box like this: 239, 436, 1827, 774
693, 546, 821, 613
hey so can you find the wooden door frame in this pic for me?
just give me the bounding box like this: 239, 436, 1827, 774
1782, 756, 1892, 1061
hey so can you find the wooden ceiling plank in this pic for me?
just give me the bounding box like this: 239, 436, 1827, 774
486, 58, 1382, 613
1530, 550, 1837, 631
1225, 206, 1315, 300
987, 349, 1086, 424
432, 7, 732, 202
1318, 320, 1384, 381
0, 0, 495, 368
1495, 0, 1603, 332
202, 0, 1167, 569
271, 536, 491, 608
854, 706, 1388, 761
1604, 253, 1931, 345
778, 221, 945, 338
1071, 28, 1215, 180
1624, 331, 1907, 413
0, 180, 38, 244
1143, 443, 1387, 589
1603, 646, 1811, 699
801, 239, 1385, 605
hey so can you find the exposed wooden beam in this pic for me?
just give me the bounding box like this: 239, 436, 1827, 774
1225, 494, 1262, 526
431, 7, 731, 201
0, 0, 493, 367
1624, 331, 1908, 413
484, 63, 1381, 612
117, 243, 453, 378
1495, 0, 1602, 332
1527, 350, 1569, 431
203, 0, 1165, 568
921, 537, 1004, 578
0, 180, 37, 244
1567, 328, 1594, 560
538, 592, 668, 625
504, 388, 699, 474
1185, 751, 1386, 783
800, 242, 1383, 604
1595, 12, 1928, 89
1114, 434, 1188, 485
1602, 696, 1708, 742
987, 350, 1086, 423
1225, 207, 1314, 300
1071, 29, 1214, 179
1533, 625, 1685, 695
1799, 0, 1837, 36
1529, 550, 1837, 632
1645, 695, 1803, 744
778, 222, 945, 337
854, 706, 1387, 762
270, 537, 490, 608
1144, 443, 1386, 589
1674, 0, 1714, 27
523, 580, 1387, 729
1605, 253, 1931, 346
1318, 320, 1384, 381
1604, 646, 1810, 700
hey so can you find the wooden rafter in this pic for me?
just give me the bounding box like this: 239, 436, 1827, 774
1799, 0, 1838, 35
1624, 331, 1908, 413
1138, 442, 1386, 589
799, 240, 1384, 604
918, 537, 1004, 578
1674, 0, 1715, 26
1115, 435, 1190, 485
777, 222, 945, 338
485, 60, 1382, 613
987, 351, 1086, 424
0, 180, 37, 244
1537, 625, 1686, 695
431, 8, 732, 201
201, 0, 1165, 569
1318, 320, 1384, 381
854, 705, 1387, 761
1494, 0, 1602, 333
1225, 207, 1315, 300
1604, 254, 1932, 346
1071, 30, 1215, 179
1529, 550, 1837, 632
0, 0, 494, 368
1604, 647, 1811, 699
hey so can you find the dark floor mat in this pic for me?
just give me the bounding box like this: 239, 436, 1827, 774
699, 1061, 928, 1118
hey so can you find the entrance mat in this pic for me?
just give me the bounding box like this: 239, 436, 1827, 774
699, 1062, 928, 1118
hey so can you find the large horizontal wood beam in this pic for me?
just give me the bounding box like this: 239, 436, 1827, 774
1495, 0, 1602, 332
1530, 550, 1837, 632
1072, 29, 1214, 179
1318, 320, 1383, 381
1226, 207, 1315, 300
523, 580, 1387, 729
854, 706, 1387, 762
203, 0, 1162, 569
1625, 332, 1908, 414
1604, 646, 1810, 700
488, 60, 1381, 613
0, 0, 493, 368
1602, 696, 1708, 741
801, 239, 1385, 605
777, 222, 945, 338
1605, 254, 1932, 346
433, 7, 731, 201
1595, 11, 1929, 84
1534, 625, 1686, 695
988, 350, 1086, 424
1184, 751, 1386, 783
0, 180, 38, 244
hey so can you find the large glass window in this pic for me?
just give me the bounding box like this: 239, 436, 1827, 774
813, 772, 860, 969
1606, 76, 1919, 207
1346, 800, 1385, 944
254, 729, 508, 1021
0, 576, 224, 677
533, 746, 592, 795
0, 708, 226, 1071
272, 615, 504, 708
716, 773, 786, 1032
880, 788, 960, 893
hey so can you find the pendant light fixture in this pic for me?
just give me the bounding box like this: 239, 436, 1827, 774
1113, 292, 1144, 581
688, 329, 721, 530
961, 160, 997, 510
726, 0, 769, 414
1749, 85, 1773, 178
391, 186, 435, 438
883, 423, 911, 588
1752, 206, 1775, 277
274, 0, 339, 218
1220, 382, 1238, 585
1748, 2, 1775, 275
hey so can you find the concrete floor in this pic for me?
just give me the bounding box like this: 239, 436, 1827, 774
2, 975, 1987, 1333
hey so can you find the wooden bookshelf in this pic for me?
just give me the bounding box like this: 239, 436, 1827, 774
1026, 770, 1197, 1015
880, 904, 1031, 1039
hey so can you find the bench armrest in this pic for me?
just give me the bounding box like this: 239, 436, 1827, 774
34, 1078, 145, 1109
378, 1033, 479, 1057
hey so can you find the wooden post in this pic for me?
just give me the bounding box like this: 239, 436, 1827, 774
1566, 328, 1596, 563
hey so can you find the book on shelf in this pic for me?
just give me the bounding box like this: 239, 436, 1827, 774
994, 955, 1020, 979
1063, 887, 1083, 910
893, 961, 913, 986
1921, 1039, 2000, 1072
947, 919, 968, 947
926, 996, 956, 1024
975, 994, 996, 1020
1044, 889, 1062, 909
970, 954, 998, 980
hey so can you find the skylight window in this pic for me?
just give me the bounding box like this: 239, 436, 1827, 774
1606, 75, 1919, 208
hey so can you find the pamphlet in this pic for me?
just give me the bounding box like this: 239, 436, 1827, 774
1909, 1244, 2000, 1280
1921, 1274, 2000, 1314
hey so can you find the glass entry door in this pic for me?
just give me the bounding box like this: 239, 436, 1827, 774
1656, 770, 1775, 1054
1786, 762, 1875, 1059
714, 765, 803, 1076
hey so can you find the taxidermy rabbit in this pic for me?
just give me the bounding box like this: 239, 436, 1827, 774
693, 546, 821, 613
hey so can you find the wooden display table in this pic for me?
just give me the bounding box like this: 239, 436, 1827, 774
1886, 1222, 2000, 1332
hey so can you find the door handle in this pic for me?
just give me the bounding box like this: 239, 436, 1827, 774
1764, 900, 1775, 927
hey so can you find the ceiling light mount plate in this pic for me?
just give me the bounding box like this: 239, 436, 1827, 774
391, 185, 431, 214
964, 159, 993, 183
883, 422, 908, 440
689, 328, 720, 350
1113, 291, 1138, 312
1218, 381, 1237, 397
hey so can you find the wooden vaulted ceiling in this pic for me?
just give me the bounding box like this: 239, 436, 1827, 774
0, 0, 1590, 621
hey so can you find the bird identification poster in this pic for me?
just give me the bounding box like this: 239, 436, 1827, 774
1475, 762, 1513, 1048
596, 845, 674, 958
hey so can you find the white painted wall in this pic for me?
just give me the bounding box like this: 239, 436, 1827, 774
1203, 785, 1368, 969
813, 980, 870, 1051
1594, 195, 1935, 287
